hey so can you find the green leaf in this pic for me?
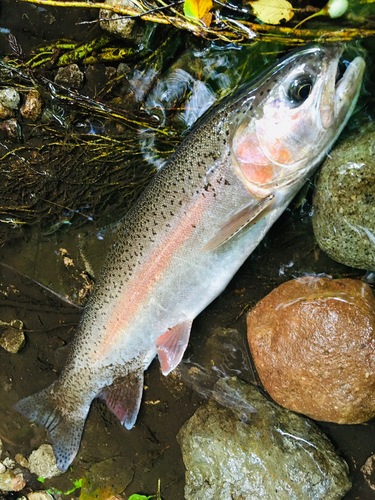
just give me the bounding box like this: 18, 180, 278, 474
128, 495, 154, 500
249, 0, 294, 24
183, 0, 213, 25
37, 477, 45, 483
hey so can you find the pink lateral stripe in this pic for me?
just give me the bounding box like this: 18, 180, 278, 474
92, 189, 213, 360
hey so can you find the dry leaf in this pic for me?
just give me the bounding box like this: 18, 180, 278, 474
183, 0, 213, 26
249, 0, 294, 24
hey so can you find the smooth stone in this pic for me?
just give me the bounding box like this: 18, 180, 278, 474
313, 124, 375, 270
177, 377, 351, 500
28, 492, 54, 500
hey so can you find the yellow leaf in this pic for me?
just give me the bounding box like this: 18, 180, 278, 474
184, 0, 213, 26
249, 0, 294, 24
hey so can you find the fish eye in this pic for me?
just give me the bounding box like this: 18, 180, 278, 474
287, 76, 314, 106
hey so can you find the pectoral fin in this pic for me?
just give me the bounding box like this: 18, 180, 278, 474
201, 194, 274, 252
157, 320, 192, 375
99, 371, 144, 430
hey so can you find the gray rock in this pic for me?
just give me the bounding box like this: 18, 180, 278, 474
99, 0, 145, 43
313, 124, 375, 270
0, 88, 20, 109
177, 378, 351, 500
54, 64, 84, 89
28, 444, 62, 479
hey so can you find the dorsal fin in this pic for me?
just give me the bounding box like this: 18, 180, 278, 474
201, 194, 275, 252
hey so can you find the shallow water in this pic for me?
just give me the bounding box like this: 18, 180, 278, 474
0, 1, 375, 498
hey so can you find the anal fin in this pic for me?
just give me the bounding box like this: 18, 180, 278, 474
99, 371, 143, 430
157, 320, 192, 376
201, 194, 274, 252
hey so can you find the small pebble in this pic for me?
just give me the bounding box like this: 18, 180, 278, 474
28, 492, 53, 500
3, 457, 15, 469
0, 462, 6, 474
20, 90, 44, 121
11, 473, 26, 491
0, 88, 20, 109
0, 118, 22, 141
28, 444, 62, 479
15, 453, 29, 468
0, 328, 25, 353
0, 102, 14, 119
0, 469, 25, 491
54, 64, 84, 89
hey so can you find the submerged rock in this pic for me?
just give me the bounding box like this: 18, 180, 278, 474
0, 325, 25, 353
177, 377, 351, 500
0, 102, 14, 119
313, 124, 375, 270
28, 444, 62, 479
20, 90, 44, 122
247, 276, 375, 424
100, 0, 145, 43
54, 64, 84, 89
0, 88, 20, 109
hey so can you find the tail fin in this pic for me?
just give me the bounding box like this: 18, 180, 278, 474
14, 386, 86, 472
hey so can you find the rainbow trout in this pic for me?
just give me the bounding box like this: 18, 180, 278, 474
15, 44, 365, 471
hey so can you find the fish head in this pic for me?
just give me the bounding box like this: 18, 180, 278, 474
230, 44, 366, 198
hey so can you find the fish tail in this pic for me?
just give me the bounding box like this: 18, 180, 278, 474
14, 385, 86, 472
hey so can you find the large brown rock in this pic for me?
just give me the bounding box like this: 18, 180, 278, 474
247, 276, 375, 424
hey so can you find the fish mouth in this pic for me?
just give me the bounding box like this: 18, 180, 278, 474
335, 54, 365, 98
320, 47, 365, 130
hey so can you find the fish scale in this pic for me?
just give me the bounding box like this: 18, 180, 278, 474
15, 44, 365, 471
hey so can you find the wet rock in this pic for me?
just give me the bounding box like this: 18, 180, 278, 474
0, 102, 14, 119
20, 90, 44, 121
0, 327, 25, 353
0, 118, 22, 141
28, 444, 62, 479
100, 0, 145, 43
3, 457, 15, 469
247, 276, 375, 424
361, 454, 375, 491
54, 64, 84, 89
82, 457, 133, 498
313, 124, 375, 270
0, 88, 20, 109
15, 454, 29, 468
28, 492, 53, 500
177, 377, 351, 500
0, 469, 26, 491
